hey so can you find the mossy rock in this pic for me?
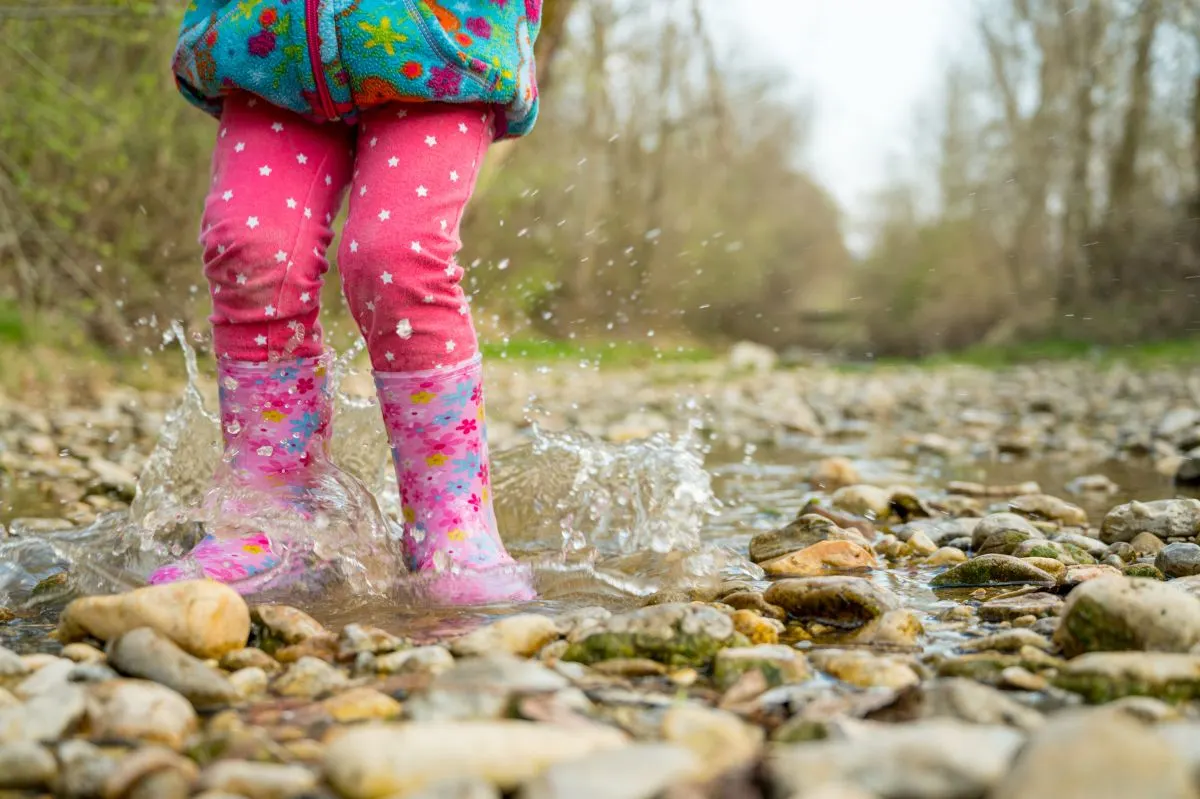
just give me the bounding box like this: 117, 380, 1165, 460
562, 603, 747, 668
748, 514, 859, 564
712, 645, 810, 690
1123, 563, 1165, 580
930, 554, 1056, 589
1054, 577, 1200, 656
1054, 652, 1200, 704
977, 530, 1040, 557
763, 577, 901, 628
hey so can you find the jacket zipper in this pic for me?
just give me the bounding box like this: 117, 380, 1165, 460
305, 0, 338, 119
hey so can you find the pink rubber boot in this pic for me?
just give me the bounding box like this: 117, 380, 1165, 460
148, 353, 333, 593
375, 356, 535, 604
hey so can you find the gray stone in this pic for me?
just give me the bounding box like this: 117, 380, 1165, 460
108, 627, 238, 710
1157, 542, 1200, 578
915, 678, 1044, 731
1101, 499, 1200, 544
992, 708, 1194, 799
978, 592, 1062, 622
769, 720, 1024, 798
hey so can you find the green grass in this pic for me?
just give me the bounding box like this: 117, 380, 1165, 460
480, 336, 713, 366
854, 337, 1200, 371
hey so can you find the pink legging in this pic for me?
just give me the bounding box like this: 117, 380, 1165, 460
201, 93, 492, 371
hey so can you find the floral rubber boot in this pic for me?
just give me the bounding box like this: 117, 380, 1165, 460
375, 355, 535, 605
148, 354, 333, 594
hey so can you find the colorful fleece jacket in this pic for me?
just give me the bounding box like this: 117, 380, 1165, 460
173, 0, 541, 139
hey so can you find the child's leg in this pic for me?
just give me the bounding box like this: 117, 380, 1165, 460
337, 104, 531, 601
204, 93, 354, 362
150, 93, 355, 591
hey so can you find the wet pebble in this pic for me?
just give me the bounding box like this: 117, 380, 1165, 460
1155, 541, 1200, 577
271, 656, 347, 698
198, 760, 318, 799
58, 581, 250, 660
0, 741, 58, 790
85, 679, 197, 750
323, 721, 628, 798
450, 614, 559, 658
107, 627, 239, 710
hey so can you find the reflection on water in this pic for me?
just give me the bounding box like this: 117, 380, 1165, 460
0, 326, 1184, 649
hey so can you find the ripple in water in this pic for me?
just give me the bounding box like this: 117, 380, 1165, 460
0, 323, 751, 627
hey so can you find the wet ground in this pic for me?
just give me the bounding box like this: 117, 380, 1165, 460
9, 345, 1200, 796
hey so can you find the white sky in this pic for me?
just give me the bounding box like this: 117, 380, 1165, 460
709, 1, 973, 228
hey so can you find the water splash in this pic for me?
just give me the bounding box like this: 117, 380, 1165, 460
0, 323, 749, 617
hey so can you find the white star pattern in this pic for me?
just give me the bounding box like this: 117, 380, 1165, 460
217, 244, 228, 256
445, 340, 456, 352
360, 185, 368, 197
381, 272, 393, 284
214, 285, 221, 294
304, 208, 312, 219
349, 240, 359, 253
246, 216, 259, 229
423, 295, 434, 303
271, 122, 284, 133
286, 198, 297, 209
378, 209, 391, 222
384, 351, 395, 361
221, 127, 228, 138
296, 153, 308, 164
388, 156, 399, 168
370, 136, 379, 148
411, 241, 422, 253
425, 135, 438, 147
365, 300, 375, 312
325, 174, 333, 186
264, 304, 277, 317
458, 122, 468, 133
458, 303, 469, 315
222, 190, 234, 202
255, 335, 267, 346
444, 263, 456, 277
236, 272, 247, 285
449, 170, 459, 182
396, 110, 408, 119
234, 142, 246, 153
274, 250, 287, 263
259, 165, 272, 177
416, 185, 428, 198
439, 219, 448, 231
300, 292, 311, 303
396, 319, 413, 339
